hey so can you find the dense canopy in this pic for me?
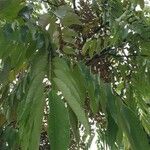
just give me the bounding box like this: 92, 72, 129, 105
0, 0, 150, 149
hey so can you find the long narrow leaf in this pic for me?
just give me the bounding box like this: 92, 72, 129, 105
48, 90, 70, 150
54, 78, 90, 134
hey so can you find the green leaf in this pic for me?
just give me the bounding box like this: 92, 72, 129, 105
140, 40, 150, 55
53, 58, 85, 106
110, 0, 124, 21
62, 12, 81, 26
54, 78, 90, 134
87, 80, 99, 114
120, 103, 150, 150
10, 44, 26, 68
106, 86, 150, 150
82, 39, 97, 57
54, 5, 70, 18
0, 113, 6, 127
115, 129, 123, 149
48, 90, 70, 150
82, 39, 93, 55
62, 28, 77, 43
0, 57, 11, 85
30, 52, 47, 77
68, 107, 80, 143
54, 5, 81, 26
138, 0, 145, 9
63, 46, 75, 54
106, 112, 118, 148
71, 64, 86, 104
0, 0, 23, 20
47, 15, 57, 38
80, 66, 99, 113
38, 14, 51, 29
54, 69, 82, 105
18, 53, 46, 150
53, 57, 70, 71
106, 86, 118, 124
20, 25, 31, 43
89, 39, 97, 58
19, 73, 45, 150
4, 126, 19, 149
99, 80, 107, 113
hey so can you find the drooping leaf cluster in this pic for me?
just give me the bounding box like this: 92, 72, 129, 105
0, 0, 150, 150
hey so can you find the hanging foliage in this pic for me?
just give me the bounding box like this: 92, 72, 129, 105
0, 0, 150, 149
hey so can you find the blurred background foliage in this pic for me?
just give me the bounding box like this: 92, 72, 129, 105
0, 0, 150, 149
